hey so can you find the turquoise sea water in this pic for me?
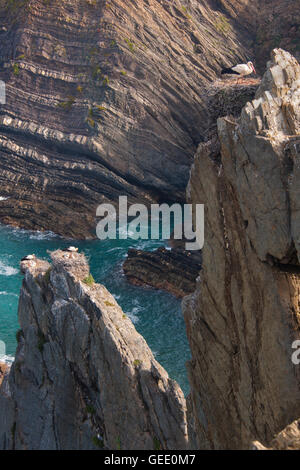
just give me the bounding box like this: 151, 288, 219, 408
0, 223, 191, 395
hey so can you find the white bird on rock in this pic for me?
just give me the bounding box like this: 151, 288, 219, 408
21, 254, 35, 261
221, 61, 256, 84
66, 246, 78, 253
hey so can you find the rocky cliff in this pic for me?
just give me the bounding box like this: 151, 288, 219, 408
252, 418, 300, 450
0, 0, 298, 238
0, 250, 188, 450
183, 48, 300, 449
122, 82, 259, 298
0, 0, 257, 237
123, 245, 202, 298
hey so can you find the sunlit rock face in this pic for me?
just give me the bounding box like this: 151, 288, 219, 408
184, 49, 300, 450
0, 0, 256, 237
252, 418, 300, 450
0, 250, 188, 450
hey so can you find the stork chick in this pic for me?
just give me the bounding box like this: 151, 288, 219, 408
64, 246, 79, 259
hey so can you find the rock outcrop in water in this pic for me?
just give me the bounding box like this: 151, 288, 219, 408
0, 0, 257, 237
0, 250, 188, 450
123, 246, 202, 298
184, 49, 300, 449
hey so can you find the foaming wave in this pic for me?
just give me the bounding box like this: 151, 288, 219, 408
0, 291, 18, 297
117, 227, 136, 238
3, 225, 58, 241
29, 230, 58, 240
125, 302, 145, 324
106, 247, 125, 253
0, 261, 18, 276
126, 309, 139, 324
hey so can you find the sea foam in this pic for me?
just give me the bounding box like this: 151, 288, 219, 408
0, 261, 18, 276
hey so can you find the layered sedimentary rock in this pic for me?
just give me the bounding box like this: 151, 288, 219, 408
252, 418, 300, 450
184, 49, 300, 449
123, 246, 202, 298
0, 250, 188, 450
0, 0, 257, 237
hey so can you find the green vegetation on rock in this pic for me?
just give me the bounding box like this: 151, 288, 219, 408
92, 435, 104, 448
13, 63, 20, 76
56, 96, 75, 111
214, 14, 232, 35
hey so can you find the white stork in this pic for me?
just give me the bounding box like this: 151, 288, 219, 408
21, 254, 36, 261
221, 61, 256, 84
66, 246, 78, 253
20, 254, 37, 270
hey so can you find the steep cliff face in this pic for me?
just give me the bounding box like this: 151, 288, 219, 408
0, 0, 256, 237
0, 250, 188, 450
255, 0, 300, 73
184, 49, 300, 449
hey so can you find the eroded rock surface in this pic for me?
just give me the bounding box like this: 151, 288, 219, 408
184, 49, 300, 449
252, 418, 300, 450
0, 363, 8, 387
0, 250, 188, 450
0, 0, 257, 237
